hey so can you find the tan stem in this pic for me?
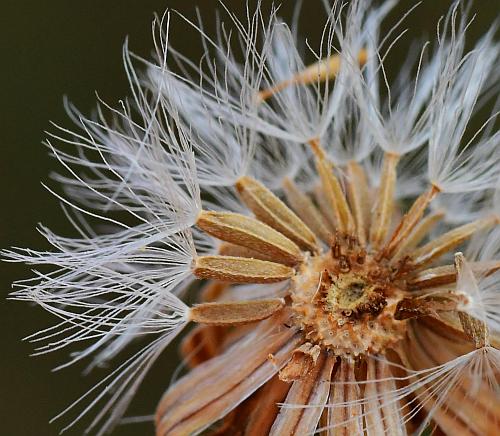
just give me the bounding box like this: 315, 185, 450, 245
409, 323, 499, 435
258, 79, 294, 101
240, 376, 291, 435
199, 281, 229, 302
283, 177, 332, 243
370, 153, 400, 250
314, 184, 337, 230
392, 210, 445, 260
156, 318, 301, 436
403, 326, 482, 436
310, 139, 354, 234
180, 324, 225, 368
257, 50, 368, 102
383, 185, 440, 259
363, 359, 406, 435
270, 352, 335, 435
346, 161, 371, 246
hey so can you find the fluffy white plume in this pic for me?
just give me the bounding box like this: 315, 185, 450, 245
4, 227, 211, 361
427, 4, 500, 193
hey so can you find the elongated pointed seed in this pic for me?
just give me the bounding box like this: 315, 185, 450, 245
197, 210, 303, 266
236, 176, 318, 252
282, 178, 332, 243
189, 299, 285, 325
370, 152, 400, 250
383, 185, 440, 259
258, 49, 368, 102
314, 184, 336, 230
310, 139, 354, 234
410, 215, 498, 269
408, 260, 500, 290
193, 256, 295, 283
392, 210, 445, 260
346, 161, 371, 245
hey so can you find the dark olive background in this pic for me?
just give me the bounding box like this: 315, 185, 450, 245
1, 1, 496, 435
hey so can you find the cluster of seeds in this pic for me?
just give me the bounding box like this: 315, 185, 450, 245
5, 1, 500, 434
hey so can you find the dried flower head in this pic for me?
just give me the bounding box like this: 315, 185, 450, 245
4, 0, 500, 435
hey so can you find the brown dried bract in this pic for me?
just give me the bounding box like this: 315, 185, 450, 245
279, 342, 322, 382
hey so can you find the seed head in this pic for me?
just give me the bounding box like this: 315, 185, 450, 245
3, 1, 500, 435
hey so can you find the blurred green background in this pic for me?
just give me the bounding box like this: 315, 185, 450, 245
0, 1, 496, 434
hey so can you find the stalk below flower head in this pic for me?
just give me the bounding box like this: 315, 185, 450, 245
3, 0, 500, 434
